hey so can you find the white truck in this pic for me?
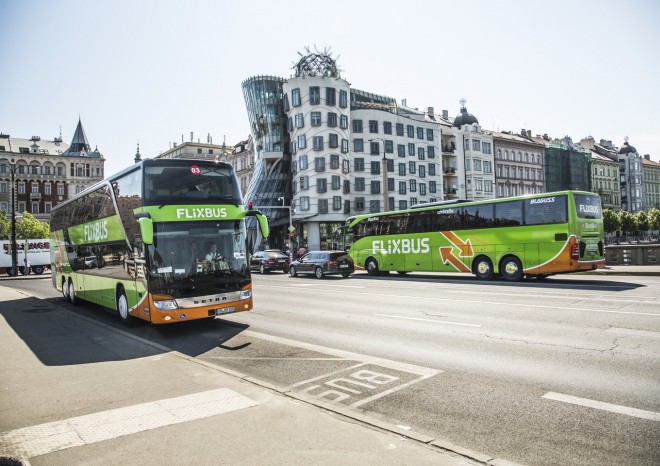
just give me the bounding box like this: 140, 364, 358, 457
0, 239, 51, 276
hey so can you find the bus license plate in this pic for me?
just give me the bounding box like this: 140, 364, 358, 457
215, 306, 235, 315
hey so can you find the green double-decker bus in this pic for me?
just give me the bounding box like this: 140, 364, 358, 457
50, 158, 269, 324
333, 191, 604, 281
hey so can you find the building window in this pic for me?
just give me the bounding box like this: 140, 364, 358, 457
330, 153, 339, 169
397, 145, 405, 157
329, 133, 338, 148
370, 141, 380, 155
371, 180, 381, 194
409, 179, 417, 192
354, 139, 364, 152
57, 184, 64, 195
328, 112, 337, 127
352, 119, 363, 133
313, 136, 324, 151
383, 122, 392, 134
429, 181, 437, 193
333, 196, 342, 210
341, 139, 349, 153
18, 183, 25, 194
399, 181, 407, 194
398, 163, 406, 176
300, 196, 310, 211
417, 127, 424, 139
354, 158, 365, 171
311, 112, 321, 126
18, 202, 26, 212
299, 155, 308, 170
371, 161, 380, 175
472, 140, 481, 151
428, 164, 436, 176
287, 117, 293, 132
406, 125, 414, 138
419, 165, 426, 178
426, 129, 434, 141
409, 161, 416, 174
31, 183, 38, 194
317, 178, 327, 193
355, 177, 365, 191
484, 161, 492, 173
419, 183, 426, 196
340, 115, 348, 129
408, 143, 415, 156
339, 90, 348, 108
343, 160, 350, 174
427, 146, 435, 158
45, 202, 52, 214
473, 159, 482, 171
315, 157, 325, 172
32, 202, 39, 213
300, 176, 309, 190
396, 123, 404, 136
323, 87, 336, 106
44, 183, 51, 195
385, 140, 394, 154
310, 86, 320, 104
355, 197, 365, 211
295, 114, 304, 128
398, 200, 408, 210
332, 175, 340, 190
369, 199, 380, 213
418, 147, 425, 160
369, 120, 379, 133
292, 88, 301, 106
482, 142, 491, 154
343, 179, 350, 193
297, 135, 307, 149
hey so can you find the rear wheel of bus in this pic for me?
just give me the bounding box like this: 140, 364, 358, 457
68, 279, 78, 305
500, 256, 524, 282
31, 266, 45, 275
62, 277, 69, 301
473, 256, 494, 281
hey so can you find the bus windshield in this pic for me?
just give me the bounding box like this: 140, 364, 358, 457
574, 194, 602, 219
144, 163, 242, 206
147, 220, 249, 298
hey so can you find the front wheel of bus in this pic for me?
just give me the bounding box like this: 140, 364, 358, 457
117, 287, 133, 327
68, 279, 78, 305
62, 278, 69, 301
500, 256, 523, 282
473, 256, 494, 281
366, 258, 379, 276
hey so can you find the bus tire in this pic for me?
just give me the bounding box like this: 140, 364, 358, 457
289, 266, 297, 277
68, 279, 78, 305
500, 256, 523, 282
31, 266, 45, 275
473, 256, 494, 281
62, 277, 69, 301
314, 267, 324, 279
365, 258, 379, 276
117, 287, 133, 326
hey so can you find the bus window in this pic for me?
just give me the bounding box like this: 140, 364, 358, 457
524, 195, 567, 225
494, 200, 523, 227
574, 194, 601, 219
462, 204, 494, 229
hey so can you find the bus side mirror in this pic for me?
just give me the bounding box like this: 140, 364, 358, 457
138, 217, 153, 245
245, 208, 270, 239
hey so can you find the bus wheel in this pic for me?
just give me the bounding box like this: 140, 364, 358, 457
117, 287, 133, 326
366, 258, 379, 276
314, 267, 324, 279
500, 256, 523, 282
32, 266, 45, 275
473, 256, 494, 281
68, 279, 78, 305
62, 278, 69, 301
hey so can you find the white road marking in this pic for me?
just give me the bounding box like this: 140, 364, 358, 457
543, 392, 660, 422
604, 327, 660, 339
0, 388, 259, 459
375, 314, 481, 327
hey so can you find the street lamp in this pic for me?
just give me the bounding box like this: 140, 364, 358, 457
368, 138, 389, 212
0, 134, 18, 276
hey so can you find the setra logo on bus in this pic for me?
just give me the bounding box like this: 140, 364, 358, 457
372, 238, 430, 254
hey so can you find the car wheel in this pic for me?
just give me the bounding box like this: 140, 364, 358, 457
259, 263, 266, 274
342, 272, 351, 278
289, 266, 297, 277
315, 267, 324, 279
31, 266, 45, 275
68, 279, 78, 305
366, 258, 379, 276
117, 287, 133, 326
500, 256, 524, 282
473, 256, 494, 281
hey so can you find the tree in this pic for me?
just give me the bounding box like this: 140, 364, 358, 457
15, 212, 49, 239
648, 208, 660, 232
618, 210, 637, 238
0, 211, 9, 240
602, 209, 620, 234
635, 210, 649, 233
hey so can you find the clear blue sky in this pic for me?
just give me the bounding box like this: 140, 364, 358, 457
1, 0, 659, 176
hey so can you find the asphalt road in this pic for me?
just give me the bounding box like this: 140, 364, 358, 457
8, 272, 660, 465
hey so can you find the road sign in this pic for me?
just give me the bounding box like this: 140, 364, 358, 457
288, 226, 295, 233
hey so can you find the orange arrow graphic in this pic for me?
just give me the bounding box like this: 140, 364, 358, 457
441, 231, 473, 257
440, 247, 471, 272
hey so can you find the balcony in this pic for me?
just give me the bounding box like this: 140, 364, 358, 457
443, 167, 457, 175
30, 192, 42, 200
442, 145, 456, 154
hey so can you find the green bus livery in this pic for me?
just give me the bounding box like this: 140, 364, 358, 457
333, 191, 604, 281
50, 158, 269, 324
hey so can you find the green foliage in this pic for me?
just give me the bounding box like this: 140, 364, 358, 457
648, 208, 660, 231
635, 210, 649, 232
602, 209, 620, 234
618, 210, 637, 234
15, 212, 49, 240
0, 211, 9, 240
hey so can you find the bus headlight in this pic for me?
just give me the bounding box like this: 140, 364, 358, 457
240, 290, 252, 300
153, 299, 178, 310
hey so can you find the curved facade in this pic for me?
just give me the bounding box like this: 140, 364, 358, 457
241, 76, 291, 251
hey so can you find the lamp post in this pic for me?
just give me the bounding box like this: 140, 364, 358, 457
368, 138, 389, 212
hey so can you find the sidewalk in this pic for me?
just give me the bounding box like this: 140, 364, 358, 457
0, 284, 484, 466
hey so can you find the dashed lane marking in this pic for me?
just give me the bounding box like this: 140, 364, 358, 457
0, 388, 259, 459
543, 392, 660, 422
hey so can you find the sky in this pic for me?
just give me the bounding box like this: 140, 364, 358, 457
1, 0, 659, 176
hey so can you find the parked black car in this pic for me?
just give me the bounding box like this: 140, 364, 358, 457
250, 249, 290, 273
289, 251, 354, 279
